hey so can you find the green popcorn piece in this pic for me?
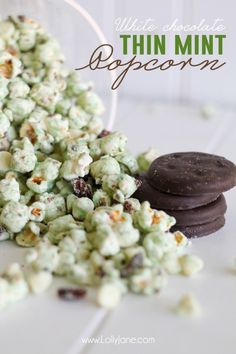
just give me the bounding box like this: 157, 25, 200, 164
26, 176, 50, 194
99, 132, 127, 156
93, 189, 111, 207
22, 67, 46, 85
58, 235, 77, 254
71, 197, 94, 221
85, 116, 103, 137
27, 106, 48, 123
89, 132, 127, 159
54, 251, 75, 276
55, 179, 73, 197
32, 158, 61, 181
89, 250, 105, 268
115, 152, 139, 175
9, 15, 39, 31
123, 198, 141, 214
11, 136, 35, 152
0, 137, 10, 152
47, 215, 78, 244
27, 239, 59, 272
60, 152, 92, 181
70, 228, 87, 247
0, 111, 10, 138
137, 148, 159, 172
11, 137, 37, 173
66, 71, 92, 97
38, 192, 66, 222
0, 20, 15, 40
88, 139, 101, 159
133, 201, 176, 233
3, 263, 29, 305
90, 156, 120, 184
0, 201, 29, 233
27, 270, 52, 294
0, 177, 20, 206
18, 28, 36, 51
7, 97, 35, 124
30, 82, 60, 112
68, 106, 91, 130
96, 281, 123, 309
0, 77, 9, 100
84, 209, 109, 232
6, 125, 17, 144
174, 294, 202, 317
75, 241, 92, 262
68, 261, 94, 286
143, 232, 177, 263
46, 64, 68, 91
161, 252, 181, 275
122, 246, 147, 265
56, 98, 72, 116
21, 52, 42, 69
60, 137, 89, 159
15, 221, 41, 247
179, 254, 204, 276
173, 230, 190, 251
0, 51, 22, 79
84, 205, 123, 232
8, 77, 30, 98
66, 194, 80, 213
113, 218, 140, 248
20, 189, 34, 205
28, 202, 46, 222
45, 114, 69, 142
5, 171, 28, 194
0, 151, 12, 174
35, 38, 64, 65
77, 91, 104, 116
129, 268, 168, 295
102, 173, 138, 203
88, 224, 120, 257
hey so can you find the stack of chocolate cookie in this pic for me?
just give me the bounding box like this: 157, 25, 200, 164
134, 152, 236, 238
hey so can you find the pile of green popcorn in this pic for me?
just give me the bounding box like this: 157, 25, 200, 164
0, 16, 204, 312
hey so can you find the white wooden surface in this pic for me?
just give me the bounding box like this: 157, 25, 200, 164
0, 100, 236, 354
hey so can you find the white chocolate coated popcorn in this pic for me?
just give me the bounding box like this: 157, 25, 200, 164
175, 294, 202, 317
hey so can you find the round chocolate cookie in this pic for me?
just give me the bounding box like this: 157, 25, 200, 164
171, 216, 225, 238
164, 194, 227, 226
148, 152, 236, 195
133, 174, 219, 210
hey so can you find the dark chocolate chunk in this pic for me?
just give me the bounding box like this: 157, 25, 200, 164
97, 129, 111, 138
71, 177, 93, 198
58, 288, 86, 301
120, 253, 143, 278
